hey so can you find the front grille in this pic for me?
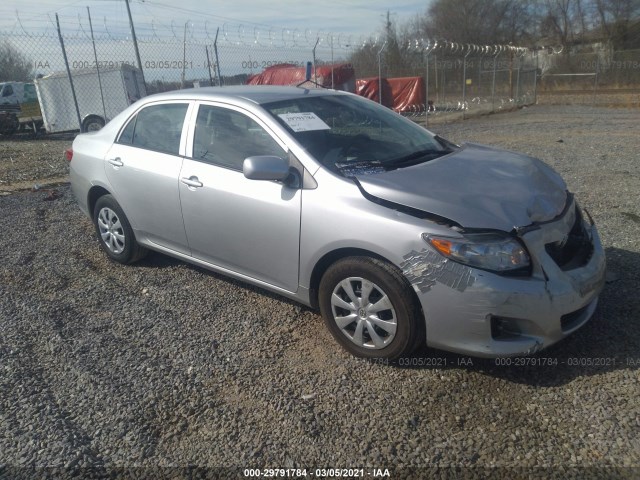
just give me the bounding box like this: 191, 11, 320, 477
560, 304, 590, 332
545, 207, 593, 271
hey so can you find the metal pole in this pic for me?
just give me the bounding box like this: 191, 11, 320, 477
125, 0, 146, 90
442, 55, 446, 104
425, 51, 430, 128
515, 56, 521, 106
534, 49, 539, 105
593, 56, 599, 106
87, 7, 107, 121
377, 41, 387, 105
181, 22, 187, 89
205, 46, 214, 86
434, 53, 438, 104
462, 49, 470, 119
214, 27, 222, 86
312, 37, 320, 83
492, 50, 499, 112
330, 36, 334, 89
55, 14, 82, 131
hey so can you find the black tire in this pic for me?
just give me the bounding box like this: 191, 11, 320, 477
93, 195, 147, 264
82, 115, 105, 132
319, 256, 424, 360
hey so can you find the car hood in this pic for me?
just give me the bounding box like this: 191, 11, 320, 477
355, 143, 567, 231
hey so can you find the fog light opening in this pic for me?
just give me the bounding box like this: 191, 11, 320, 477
491, 316, 523, 340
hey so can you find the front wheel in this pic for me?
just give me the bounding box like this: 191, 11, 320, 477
93, 195, 147, 264
319, 257, 423, 360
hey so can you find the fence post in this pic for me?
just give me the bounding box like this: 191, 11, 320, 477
492, 50, 500, 113
534, 49, 539, 105
312, 37, 319, 81
330, 36, 334, 89
462, 48, 471, 119
377, 41, 387, 105
515, 55, 521, 106
425, 50, 430, 128
214, 27, 222, 86
181, 22, 187, 89
205, 46, 214, 86
55, 13, 82, 132
87, 7, 107, 122
125, 0, 146, 91
593, 56, 599, 106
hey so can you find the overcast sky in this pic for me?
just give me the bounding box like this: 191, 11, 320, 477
0, 0, 429, 38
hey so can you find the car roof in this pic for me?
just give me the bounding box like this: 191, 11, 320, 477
142, 85, 348, 105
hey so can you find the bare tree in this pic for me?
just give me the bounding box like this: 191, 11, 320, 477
0, 40, 33, 82
592, 0, 640, 47
539, 0, 588, 47
415, 0, 537, 45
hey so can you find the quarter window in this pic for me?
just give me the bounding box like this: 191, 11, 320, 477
192, 105, 284, 170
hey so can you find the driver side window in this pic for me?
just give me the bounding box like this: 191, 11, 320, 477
192, 105, 284, 170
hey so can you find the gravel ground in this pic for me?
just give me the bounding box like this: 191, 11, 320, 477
0, 135, 71, 190
0, 105, 639, 479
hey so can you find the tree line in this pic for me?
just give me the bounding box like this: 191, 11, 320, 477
405, 0, 639, 49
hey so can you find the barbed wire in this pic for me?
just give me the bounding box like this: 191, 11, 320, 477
1, 10, 568, 56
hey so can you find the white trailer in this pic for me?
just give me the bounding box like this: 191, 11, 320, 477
34, 64, 146, 133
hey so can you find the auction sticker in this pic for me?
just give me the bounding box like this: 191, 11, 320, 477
278, 112, 331, 132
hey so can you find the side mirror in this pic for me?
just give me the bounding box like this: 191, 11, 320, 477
243, 156, 290, 181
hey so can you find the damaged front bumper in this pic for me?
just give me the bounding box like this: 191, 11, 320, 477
406, 202, 606, 358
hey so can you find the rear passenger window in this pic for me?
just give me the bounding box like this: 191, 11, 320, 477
126, 103, 188, 155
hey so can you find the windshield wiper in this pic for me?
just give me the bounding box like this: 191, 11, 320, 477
382, 149, 447, 169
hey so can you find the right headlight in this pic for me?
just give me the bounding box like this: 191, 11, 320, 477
423, 232, 531, 273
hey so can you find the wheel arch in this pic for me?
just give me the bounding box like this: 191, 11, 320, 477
308, 247, 419, 311
87, 185, 111, 216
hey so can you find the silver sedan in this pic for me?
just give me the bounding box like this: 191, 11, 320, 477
69, 86, 606, 359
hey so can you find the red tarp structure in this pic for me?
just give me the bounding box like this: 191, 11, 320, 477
355, 77, 394, 108
356, 76, 426, 113
387, 76, 426, 113
246, 63, 356, 92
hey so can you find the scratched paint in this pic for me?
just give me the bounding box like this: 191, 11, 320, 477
400, 248, 476, 293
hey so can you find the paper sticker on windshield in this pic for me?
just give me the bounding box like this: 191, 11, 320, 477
278, 112, 331, 132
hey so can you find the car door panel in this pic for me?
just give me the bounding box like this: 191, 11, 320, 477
103, 101, 192, 255
179, 160, 301, 291
105, 144, 189, 254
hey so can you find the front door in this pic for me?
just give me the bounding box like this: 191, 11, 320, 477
179, 103, 301, 291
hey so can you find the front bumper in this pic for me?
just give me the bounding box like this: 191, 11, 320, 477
410, 205, 606, 358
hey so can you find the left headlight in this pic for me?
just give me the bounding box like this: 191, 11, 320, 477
423, 232, 531, 273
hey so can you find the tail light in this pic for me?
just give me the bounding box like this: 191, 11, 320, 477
65, 148, 73, 162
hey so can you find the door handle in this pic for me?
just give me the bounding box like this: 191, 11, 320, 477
108, 157, 123, 167
181, 176, 203, 188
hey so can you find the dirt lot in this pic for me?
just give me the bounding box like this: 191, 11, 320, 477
1, 105, 639, 479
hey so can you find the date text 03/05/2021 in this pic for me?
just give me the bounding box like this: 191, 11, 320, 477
243, 468, 391, 477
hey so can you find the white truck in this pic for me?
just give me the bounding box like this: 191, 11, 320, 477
34, 64, 146, 133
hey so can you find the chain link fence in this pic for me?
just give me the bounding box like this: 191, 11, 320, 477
1, 14, 639, 138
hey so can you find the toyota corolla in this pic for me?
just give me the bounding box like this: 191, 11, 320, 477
69, 86, 606, 359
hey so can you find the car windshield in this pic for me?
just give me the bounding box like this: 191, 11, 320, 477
262, 94, 455, 176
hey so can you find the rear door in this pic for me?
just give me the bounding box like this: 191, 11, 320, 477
179, 102, 301, 291
104, 100, 192, 254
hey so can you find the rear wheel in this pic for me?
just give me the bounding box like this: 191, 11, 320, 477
93, 195, 147, 264
319, 257, 423, 360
